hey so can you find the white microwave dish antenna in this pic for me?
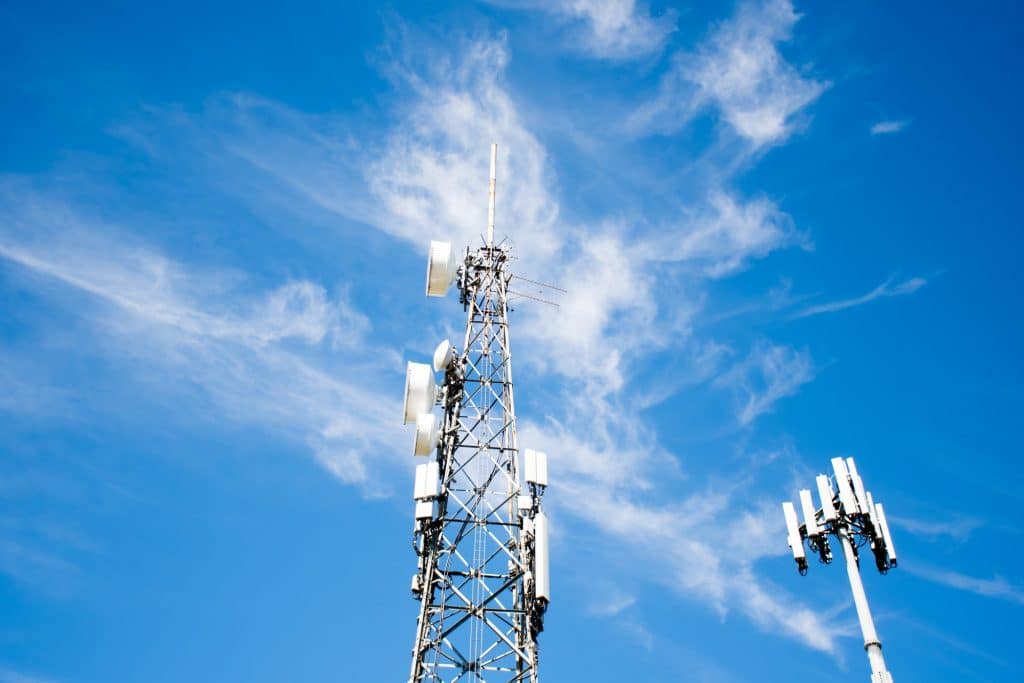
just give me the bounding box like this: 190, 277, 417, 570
413, 413, 439, 456
425, 240, 457, 297
402, 362, 435, 424
432, 339, 455, 373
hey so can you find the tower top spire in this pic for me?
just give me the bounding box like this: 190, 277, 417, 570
487, 143, 497, 247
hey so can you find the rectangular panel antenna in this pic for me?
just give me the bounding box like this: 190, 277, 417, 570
799, 489, 821, 536
831, 457, 860, 514
865, 490, 882, 535
524, 449, 537, 485
425, 461, 440, 498
782, 501, 806, 563
874, 503, 897, 566
816, 474, 838, 521
846, 457, 869, 513
533, 511, 551, 602
413, 462, 440, 501
518, 495, 533, 514
414, 463, 427, 501
533, 451, 548, 487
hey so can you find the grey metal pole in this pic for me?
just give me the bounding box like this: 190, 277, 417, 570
487, 143, 497, 247
837, 526, 893, 683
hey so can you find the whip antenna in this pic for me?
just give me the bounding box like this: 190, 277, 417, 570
487, 143, 497, 248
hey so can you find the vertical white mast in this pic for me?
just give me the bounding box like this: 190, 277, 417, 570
487, 143, 497, 247
838, 526, 891, 683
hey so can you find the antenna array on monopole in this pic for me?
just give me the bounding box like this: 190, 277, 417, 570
783, 457, 898, 683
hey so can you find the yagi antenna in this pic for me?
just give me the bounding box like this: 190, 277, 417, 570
512, 273, 567, 293
508, 274, 566, 308
781, 456, 898, 683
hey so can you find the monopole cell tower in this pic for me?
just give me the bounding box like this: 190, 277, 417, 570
401, 144, 552, 682
783, 456, 899, 683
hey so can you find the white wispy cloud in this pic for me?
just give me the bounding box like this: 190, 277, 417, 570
0, 666, 59, 683
375, 31, 840, 651
519, 395, 839, 653
518, 228, 661, 394
792, 275, 927, 319
176, 39, 560, 269
2, 25, 834, 657
890, 514, 982, 542
361, 30, 835, 651
0, 536, 80, 598
715, 340, 815, 425
0, 190, 404, 495
113, 33, 804, 400
907, 564, 1024, 606
630, 0, 827, 149
870, 119, 910, 135
368, 37, 562, 266
646, 190, 805, 277
485, 0, 675, 59
586, 587, 637, 617
896, 614, 1007, 668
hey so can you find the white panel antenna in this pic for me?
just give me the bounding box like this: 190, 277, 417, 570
782, 501, 807, 568
413, 461, 440, 501
831, 457, 860, 514
874, 503, 897, 567
413, 463, 427, 501
799, 489, 821, 536
523, 449, 537, 484
847, 457, 869, 512
524, 449, 548, 488
535, 451, 548, 488
425, 461, 440, 499
533, 510, 551, 602
415, 500, 433, 520
865, 490, 882, 536
816, 474, 838, 521
518, 495, 533, 514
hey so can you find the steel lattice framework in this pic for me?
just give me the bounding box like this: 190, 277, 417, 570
407, 147, 548, 683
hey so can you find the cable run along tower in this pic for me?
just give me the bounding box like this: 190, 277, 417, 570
402, 144, 552, 682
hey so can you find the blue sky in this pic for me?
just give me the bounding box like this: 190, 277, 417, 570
1, 1, 1022, 681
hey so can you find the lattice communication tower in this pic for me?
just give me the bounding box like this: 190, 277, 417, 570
402, 144, 551, 682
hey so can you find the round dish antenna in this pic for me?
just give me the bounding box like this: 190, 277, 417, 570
413, 413, 440, 456
432, 340, 455, 372
426, 241, 458, 297
402, 362, 436, 425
